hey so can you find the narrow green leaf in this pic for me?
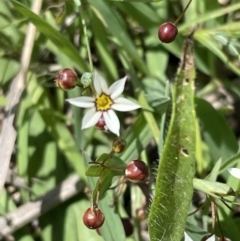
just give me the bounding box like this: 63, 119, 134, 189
11, 0, 88, 71
194, 30, 240, 76
39, 109, 86, 180
207, 158, 222, 182
219, 152, 240, 173
0, 58, 20, 85
179, 2, 240, 32
106, 0, 162, 3
89, 0, 148, 74
148, 37, 196, 241
115, 2, 160, 27
193, 178, 235, 198
91, 12, 118, 80
185, 222, 211, 241
139, 91, 160, 143
218, 203, 240, 240
196, 98, 238, 161
98, 193, 126, 241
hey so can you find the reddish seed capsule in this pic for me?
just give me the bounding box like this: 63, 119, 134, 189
55, 68, 78, 90
83, 207, 105, 229
158, 22, 178, 43
125, 160, 148, 183
95, 115, 107, 131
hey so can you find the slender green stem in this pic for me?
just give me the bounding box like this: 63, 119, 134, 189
89, 83, 96, 96
101, 150, 114, 165
88, 162, 123, 172
174, 0, 192, 26
91, 150, 115, 206
101, 165, 123, 172
78, 0, 93, 72
187, 201, 206, 216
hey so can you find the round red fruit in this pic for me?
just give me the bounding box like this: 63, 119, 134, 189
158, 22, 178, 43
83, 207, 105, 229
125, 160, 148, 183
55, 68, 78, 90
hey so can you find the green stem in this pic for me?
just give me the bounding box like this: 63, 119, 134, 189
91, 151, 115, 206
174, 0, 192, 26
102, 165, 123, 172
101, 151, 114, 165
78, 0, 93, 72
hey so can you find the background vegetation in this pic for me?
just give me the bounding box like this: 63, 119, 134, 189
1, 0, 240, 240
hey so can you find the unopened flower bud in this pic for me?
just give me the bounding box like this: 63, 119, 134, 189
83, 207, 105, 229
112, 138, 126, 154
125, 160, 148, 183
55, 68, 78, 90
81, 72, 92, 88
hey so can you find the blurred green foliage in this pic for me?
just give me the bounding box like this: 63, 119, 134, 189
1, 0, 240, 240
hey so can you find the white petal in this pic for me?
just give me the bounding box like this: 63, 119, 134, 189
66, 96, 95, 108
93, 71, 109, 95
103, 110, 120, 136
205, 235, 218, 241
228, 168, 240, 179
184, 232, 193, 241
82, 108, 102, 129
109, 76, 127, 99
111, 97, 141, 111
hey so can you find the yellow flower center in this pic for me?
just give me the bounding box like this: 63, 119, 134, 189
95, 94, 113, 111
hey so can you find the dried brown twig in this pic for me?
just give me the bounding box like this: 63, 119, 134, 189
0, 174, 84, 238
0, 0, 43, 195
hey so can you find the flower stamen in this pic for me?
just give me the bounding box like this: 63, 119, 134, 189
96, 94, 113, 111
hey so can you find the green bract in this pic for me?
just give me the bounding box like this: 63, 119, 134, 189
148, 37, 197, 241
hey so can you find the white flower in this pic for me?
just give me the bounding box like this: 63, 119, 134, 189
66, 72, 141, 136
228, 168, 240, 179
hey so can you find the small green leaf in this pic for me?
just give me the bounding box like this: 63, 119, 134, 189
92, 169, 116, 203
85, 154, 126, 177
193, 178, 235, 198
185, 222, 211, 241
207, 158, 222, 182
